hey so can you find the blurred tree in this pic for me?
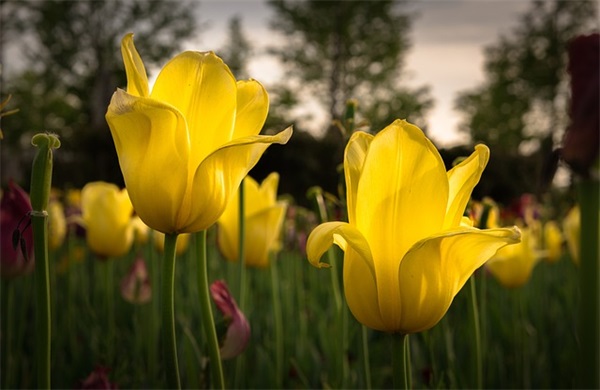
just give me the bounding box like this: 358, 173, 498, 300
1, 0, 199, 188
454, 0, 598, 203
267, 0, 433, 135
219, 15, 252, 80
260, 0, 432, 206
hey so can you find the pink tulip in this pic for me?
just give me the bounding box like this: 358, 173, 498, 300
76, 366, 117, 389
210, 280, 250, 359
120, 258, 151, 304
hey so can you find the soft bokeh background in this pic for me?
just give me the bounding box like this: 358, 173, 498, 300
3, 0, 597, 207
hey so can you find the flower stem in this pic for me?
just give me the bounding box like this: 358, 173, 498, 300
161, 233, 181, 389
393, 333, 412, 389
1, 280, 13, 388
32, 212, 51, 389
30, 133, 59, 389
238, 181, 247, 309
361, 325, 372, 389
197, 229, 225, 389
270, 253, 284, 388
578, 178, 599, 389
469, 275, 483, 389
235, 182, 247, 388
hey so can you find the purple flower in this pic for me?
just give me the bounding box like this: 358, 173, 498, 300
210, 280, 250, 359
1, 181, 34, 278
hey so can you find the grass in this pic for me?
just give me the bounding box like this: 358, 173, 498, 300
1, 225, 580, 389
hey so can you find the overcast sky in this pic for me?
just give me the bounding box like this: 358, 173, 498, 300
187, 0, 532, 147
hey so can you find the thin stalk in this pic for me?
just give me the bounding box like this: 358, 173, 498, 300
29, 133, 59, 389
105, 259, 115, 364
361, 325, 372, 389
469, 275, 483, 389
578, 178, 599, 389
32, 212, 51, 389
392, 333, 412, 389
196, 229, 225, 389
1, 280, 13, 388
235, 182, 247, 388
270, 253, 284, 388
238, 181, 247, 310
148, 236, 159, 382
341, 293, 349, 388
161, 233, 181, 389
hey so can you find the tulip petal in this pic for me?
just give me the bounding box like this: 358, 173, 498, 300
344, 131, 373, 225
121, 33, 149, 97
151, 51, 237, 167
444, 144, 490, 229
397, 226, 520, 333
106, 89, 190, 233
245, 204, 287, 267
486, 227, 538, 287
356, 120, 448, 263
306, 222, 372, 270
233, 80, 269, 138
179, 127, 293, 233
259, 172, 280, 207
306, 221, 386, 330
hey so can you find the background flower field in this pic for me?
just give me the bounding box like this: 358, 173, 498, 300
1, 222, 582, 388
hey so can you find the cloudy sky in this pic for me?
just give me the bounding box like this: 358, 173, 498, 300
187, 0, 532, 147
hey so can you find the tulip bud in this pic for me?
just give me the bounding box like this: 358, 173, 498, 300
210, 280, 250, 359
120, 258, 152, 304
30, 133, 60, 212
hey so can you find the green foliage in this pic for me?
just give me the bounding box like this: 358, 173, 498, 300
453, 0, 597, 204
1, 224, 581, 389
267, 0, 433, 133
455, 0, 598, 154
1, 0, 198, 188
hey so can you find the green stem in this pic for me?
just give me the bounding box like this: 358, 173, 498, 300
578, 178, 599, 389
161, 233, 181, 389
32, 213, 51, 389
238, 181, 247, 310
341, 292, 349, 388
392, 333, 411, 389
469, 276, 483, 389
270, 253, 284, 388
197, 230, 225, 389
235, 182, 247, 388
361, 325, 372, 389
29, 133, 59, 389
105, 259, 115, 364
1, 280, 13, 388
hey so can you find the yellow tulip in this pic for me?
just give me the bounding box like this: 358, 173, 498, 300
563, 205, 581, 265
48, 197, 67, 251
105, 33, 292, 234
306, 120, 520, 333
217, 173, 287, 268
486, 225, 539, 288
543, 220, 563, 263
81, 181, 134, 258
